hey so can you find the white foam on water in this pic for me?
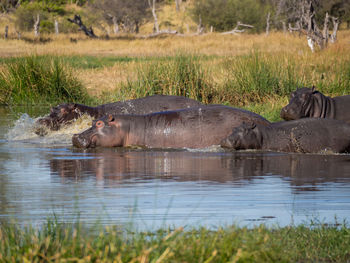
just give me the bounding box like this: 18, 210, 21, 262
5, 113, 94, 146
185, 145, 225, 153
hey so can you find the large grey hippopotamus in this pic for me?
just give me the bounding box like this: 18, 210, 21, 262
72, 105, 270, 149
281, 86, 350, 122
221, 118, 350, 153
36, 95, 202, 132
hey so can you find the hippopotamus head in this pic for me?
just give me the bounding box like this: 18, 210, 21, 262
280, 86, 317, 121
72, 115, 124, 148
220, 122, 262, 150
36, 103, 82, 132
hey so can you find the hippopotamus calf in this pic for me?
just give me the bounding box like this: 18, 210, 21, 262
221, 118, 350, 153
281, 86, 350, 122
72, 105, 270, 149
36, 95, 203, 132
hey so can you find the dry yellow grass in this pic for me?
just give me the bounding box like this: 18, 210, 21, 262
0, 32, 312, 57
1, 30, 349, 58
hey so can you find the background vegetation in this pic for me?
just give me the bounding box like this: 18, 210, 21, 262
0, 0, 349, 35
0, 0, 349, 122
0, 29, 349, 121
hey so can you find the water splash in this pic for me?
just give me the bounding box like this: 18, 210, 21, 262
186, 145, 225, 153
5, 113, 94, 145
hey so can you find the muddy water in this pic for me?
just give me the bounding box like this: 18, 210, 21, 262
1, 106, 350, 229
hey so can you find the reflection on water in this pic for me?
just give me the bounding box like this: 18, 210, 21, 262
1, 106, 350, 229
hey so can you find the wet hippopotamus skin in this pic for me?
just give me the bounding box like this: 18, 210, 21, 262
221, 118, 350, 153
281, 86, 350, 122
72, 105, 270, 149
36, 95, 203, 132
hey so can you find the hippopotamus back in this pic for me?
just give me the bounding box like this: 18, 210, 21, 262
221, 118, 350, 153
72, 105, 271, 149
98, 95, 202, 115
281, 86, 350, 123
36, 95, 202, 133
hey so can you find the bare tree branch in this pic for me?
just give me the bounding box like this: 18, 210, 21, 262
221, 22, 253, 35
67, 14, 97, 38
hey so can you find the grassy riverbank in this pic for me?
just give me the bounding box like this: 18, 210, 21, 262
0, 31, 350, 121
1, 219, 349, 262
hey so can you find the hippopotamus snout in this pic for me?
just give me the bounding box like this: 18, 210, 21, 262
220, 136, 236, 148
280, 106, 296, 121
280, 106, 289, 120
72, 133, 92, 148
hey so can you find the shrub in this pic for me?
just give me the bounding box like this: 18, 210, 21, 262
191, 0, 268, 33
14, 2, 49, 32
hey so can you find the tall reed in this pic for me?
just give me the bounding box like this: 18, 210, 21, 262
219, 52, 301, 105
115, 54, 216, 104
0, 56, 91, 105
219, 51, 350, 106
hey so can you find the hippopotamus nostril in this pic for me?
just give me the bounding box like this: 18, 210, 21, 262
72, 134, 79, 147
72, 134, 90, 148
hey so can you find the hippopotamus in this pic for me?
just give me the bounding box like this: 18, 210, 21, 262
72, 105, 270, 149
36, 95, 203, 133
221, 118, 350, 153
281, 86, 350, 122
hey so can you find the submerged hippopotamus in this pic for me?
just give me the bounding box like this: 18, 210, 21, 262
72, 105, 270, 149
281, 86, 350, 122
221, 118, 350, 153
36, 95, 202, 133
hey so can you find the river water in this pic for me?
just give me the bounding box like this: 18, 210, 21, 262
1, 106, 350, 230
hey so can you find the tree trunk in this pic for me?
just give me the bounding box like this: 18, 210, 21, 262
330, 16, 339, 43
266, 12, 270, 36
112, 16, 119, 34
4, 25, 8, 39
148, 0, 159, 33
135, 20, 139, 34
34, 14, 40, 37
322, 12, 329, 47
197, 15, 204, 34
175, 0, 182, 12
54, 19, 59, 34
282, 21, 286, 34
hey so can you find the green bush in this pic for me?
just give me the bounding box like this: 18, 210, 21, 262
40, 20, 54, 33
14, 1, 67, 33
14, 2, 49, 32
191, 0, 269, 33
0, 56, 91, 105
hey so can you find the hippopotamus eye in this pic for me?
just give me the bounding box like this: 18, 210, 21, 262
60, 108, 68, 115
301, 93, 308, 99
96, 120, 104, 128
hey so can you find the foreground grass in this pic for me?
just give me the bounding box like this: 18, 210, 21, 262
1, 219, 350, 262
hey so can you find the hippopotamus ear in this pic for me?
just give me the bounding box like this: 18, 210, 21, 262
67, 103, 78, 112
311, 86, 317, 93
242, 121, 256, 130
